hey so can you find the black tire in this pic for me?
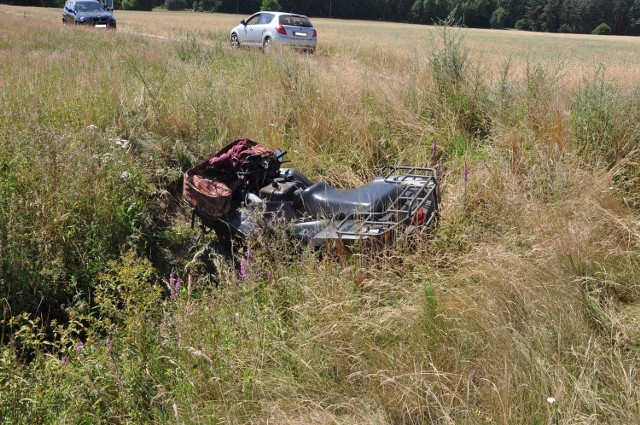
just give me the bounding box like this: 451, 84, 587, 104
230, 33, 240, 48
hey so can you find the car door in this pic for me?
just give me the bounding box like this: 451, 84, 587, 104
240, 14, 262, 46
63, 1, 73, 23
255, 13, 275, 45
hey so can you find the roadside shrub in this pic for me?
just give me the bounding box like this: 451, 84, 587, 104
120, 0, 154, 10
164, 0, 187, 10
428, 18, 490, 138
570, 71, 640, 167
409, 0, 425, 23
430, 23, 468, 91
592, 23, 612, 35
490, 6, 508, 29
515, 19, 528, 30
559, 23, 574, 33
94, 251, 161, 340
261, 0, 281, 11
192, 0, 220, 12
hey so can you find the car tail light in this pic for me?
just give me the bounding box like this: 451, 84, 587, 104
312, 29, 317, 37
275, 25, 287, 35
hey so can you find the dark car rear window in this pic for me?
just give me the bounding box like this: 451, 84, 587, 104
279, 15, 312, 27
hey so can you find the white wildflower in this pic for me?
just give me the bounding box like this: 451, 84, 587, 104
87, 124, 97, 131
120, 171, 131, 180
115, 139, 130, 149
547, 397, 556, 404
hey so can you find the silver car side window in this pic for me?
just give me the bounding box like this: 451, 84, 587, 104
259, 13, 274, 25
246, 15, 260, 25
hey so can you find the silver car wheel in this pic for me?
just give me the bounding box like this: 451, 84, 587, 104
230, 33, 239, 48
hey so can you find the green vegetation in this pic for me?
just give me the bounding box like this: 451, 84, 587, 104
261, 0, 281, 12
1, 8, 640, 424
164, 0, 187, 11
120, 0, 154, 11
592, 22, 613, 35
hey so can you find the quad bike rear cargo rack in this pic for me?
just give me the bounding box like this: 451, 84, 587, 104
335, 166, 440, 240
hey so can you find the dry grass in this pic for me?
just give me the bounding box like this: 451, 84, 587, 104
1, 5, 640, 425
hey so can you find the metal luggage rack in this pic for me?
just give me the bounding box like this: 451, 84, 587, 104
336, 165, 439, 239
380, 165, 438, 184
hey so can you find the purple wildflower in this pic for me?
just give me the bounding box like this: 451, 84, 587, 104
432, 140, 438, 160
240, 260, 249, 279
240, 245, 253, 280
76, 341, 84, 355
168, 273, 182, 299
169, 273, 175, 298
105, 337, 112, 348
61, 355, 69, 365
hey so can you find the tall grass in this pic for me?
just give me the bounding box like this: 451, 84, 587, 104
1, 8, 640, 425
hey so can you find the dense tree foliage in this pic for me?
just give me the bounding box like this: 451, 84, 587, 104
120, 0, 153, 10
212, 0, 639, 34
1, 0, 639, 34
192, 0, 218, 11
261, 0, 280, 12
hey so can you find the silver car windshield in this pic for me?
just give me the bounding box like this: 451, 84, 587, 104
279, 15, 313, 27
75, 2, 103, 12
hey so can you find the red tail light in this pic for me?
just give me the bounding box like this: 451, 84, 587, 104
410, 208, 427, 225
276, 25, 287, 35
312, 29, 317, 37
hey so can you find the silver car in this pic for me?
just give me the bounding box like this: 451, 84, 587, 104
230, 11, 317, 53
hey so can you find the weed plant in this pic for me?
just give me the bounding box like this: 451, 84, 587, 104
1, 8, 640, 425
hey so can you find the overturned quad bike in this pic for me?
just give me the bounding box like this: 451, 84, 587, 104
184, 139, 440, 274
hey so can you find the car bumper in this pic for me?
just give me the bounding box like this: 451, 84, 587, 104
76, 20, 116, 28
271, 34, 317, 50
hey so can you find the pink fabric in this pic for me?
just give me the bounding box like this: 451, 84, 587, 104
208, 139, 269, 168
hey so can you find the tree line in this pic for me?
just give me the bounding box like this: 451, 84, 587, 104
3, 0, 639, 35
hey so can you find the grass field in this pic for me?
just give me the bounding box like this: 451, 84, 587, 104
1, 5, 640, 424
3, 5, 640, 82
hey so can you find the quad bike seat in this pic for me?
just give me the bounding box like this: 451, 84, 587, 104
300, 180, 401, 218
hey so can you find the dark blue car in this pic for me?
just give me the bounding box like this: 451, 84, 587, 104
62, 0, 116, 29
